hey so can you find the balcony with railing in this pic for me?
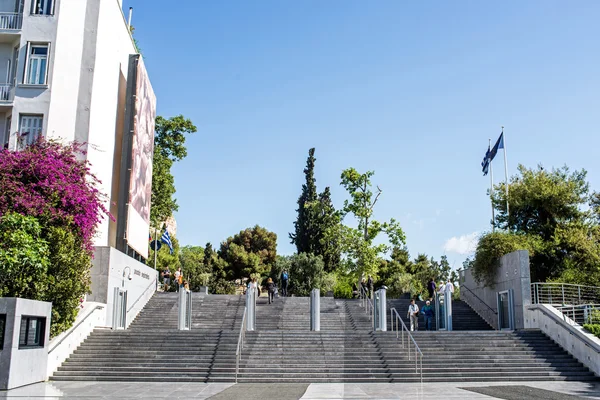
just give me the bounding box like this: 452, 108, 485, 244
0, 84, 14, 103
0, 12, 22, 31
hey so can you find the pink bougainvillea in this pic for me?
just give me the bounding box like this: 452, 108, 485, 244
0, 139, 111, 253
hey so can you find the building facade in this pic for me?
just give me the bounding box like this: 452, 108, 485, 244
0, 0, 140, 249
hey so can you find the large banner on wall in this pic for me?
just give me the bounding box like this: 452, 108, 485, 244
126, 57, 156, 259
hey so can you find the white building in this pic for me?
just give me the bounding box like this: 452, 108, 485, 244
0, 0, 138, 249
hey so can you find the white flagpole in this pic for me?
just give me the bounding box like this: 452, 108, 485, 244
489, 138, 495, 232
502, 126, 509, 223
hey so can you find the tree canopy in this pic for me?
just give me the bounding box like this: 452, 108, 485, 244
473, 164, 600, 286
151, 115, 197, 226
219, 225, 277, 280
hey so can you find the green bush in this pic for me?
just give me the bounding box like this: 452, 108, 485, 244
0, 213, 50, 300
583, 324, 600, 339
44, 226, 92, 337
0, 213, 92, 337
333, 281, 353, 299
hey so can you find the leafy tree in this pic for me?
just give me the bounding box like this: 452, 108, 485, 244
290, 148, 318, 253
286, 253, 325, 296
337, 168, 406, 277
179, 245, 208, 291
0, 140, 107, 336
151, 115, 197, 226
219, 225, 277, 280
433, 255, 452, 282
154, 236, 181, 277
204, 243, 235, 294
312, 187, 341, 272
0, 213, 49, 300
483, 164, 600, 284
473, 231, 542, 287
45, 226, 92, 336
493, 165, 589, 238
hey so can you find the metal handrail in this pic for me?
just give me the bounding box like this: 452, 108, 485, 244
390, 307, 423, 382
48, 305, 104, 353
461, 285, 497, 316
127, 278, 158, 313
531, 282, 600, 306
360, 286, 374, 321
235, 306, 248, 383
554, 303, 600, 325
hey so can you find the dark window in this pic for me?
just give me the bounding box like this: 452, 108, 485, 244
0, 314, 5, 350
18, 316, 45, 348
31, 0, 54, 15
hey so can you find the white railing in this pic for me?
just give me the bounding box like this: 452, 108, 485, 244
235, 306, 247, 383
390, 307, 423, 382
359, 286, 374, 321
0, 12, 22, 30
0, 84, 14, 102
531, 282, 600, 306
554, 304, 600, 326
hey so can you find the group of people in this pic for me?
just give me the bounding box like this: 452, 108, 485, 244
245, 269, 290, 305
407, 277, 456, 331
161, 267, 188, 292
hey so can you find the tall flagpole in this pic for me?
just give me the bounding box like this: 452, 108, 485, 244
489, 138, 495, 232
502, 126, 509, 224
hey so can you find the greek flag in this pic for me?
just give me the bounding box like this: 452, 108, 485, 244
489, 132, 505, 162
481, 146, 490, 176
161, 229, 174, 254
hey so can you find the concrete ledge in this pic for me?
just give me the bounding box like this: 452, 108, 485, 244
526, 304, 600, 377
47, 302, 106, 376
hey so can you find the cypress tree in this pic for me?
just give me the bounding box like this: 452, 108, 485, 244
290, 148, 318, 253
316, 187, 341, 272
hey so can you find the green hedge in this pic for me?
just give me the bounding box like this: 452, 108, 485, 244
583, 324, 600, 339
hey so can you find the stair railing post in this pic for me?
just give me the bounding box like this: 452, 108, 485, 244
310, 288, 320, 331
377, 287, 387, 331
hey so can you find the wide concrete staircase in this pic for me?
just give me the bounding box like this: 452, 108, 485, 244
51, 293, 244, 382
375, 330, 596, 382
387, 298, 493, 331
52, 292, 597, 383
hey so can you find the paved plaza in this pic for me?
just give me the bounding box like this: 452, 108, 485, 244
1, 381, 600, 400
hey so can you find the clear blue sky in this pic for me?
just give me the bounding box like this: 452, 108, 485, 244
124, 0, 600, 269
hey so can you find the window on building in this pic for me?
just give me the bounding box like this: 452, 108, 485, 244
31, 0, 54, 15
19, 114, 43, 148
18, 316, 46, 348
0, 314, 6, 350
25, 44, 48, 85
3, 116, 11, 149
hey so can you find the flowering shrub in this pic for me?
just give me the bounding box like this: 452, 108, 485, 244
0, 139, 109, 254
0, 139, 108, 336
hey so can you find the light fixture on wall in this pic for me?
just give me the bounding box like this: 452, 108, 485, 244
122, 266, 132, 287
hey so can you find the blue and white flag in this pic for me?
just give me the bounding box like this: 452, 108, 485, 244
481, 146, 490, 176
489, 132, 504, 162
161, 229, 174, 254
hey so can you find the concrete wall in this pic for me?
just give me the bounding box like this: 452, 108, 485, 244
46, 301, 105, 376
8, 0, 141, 251
90, 246, 157, 328
526, 304, 600, 377
8, 0, 59, 149
460, 250, 532, 330
86, 0, 137, 248
0, 298, 52, 390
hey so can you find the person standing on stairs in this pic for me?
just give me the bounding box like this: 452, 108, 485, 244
281, 269, 289, 297
267, 278, 276, 304
422, 300, 434, 331
407, 299, 419, 331
427, 278, 436, 299
162, 267, 171, 292
174, 268, 182, 292
367, 275, 374, 298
